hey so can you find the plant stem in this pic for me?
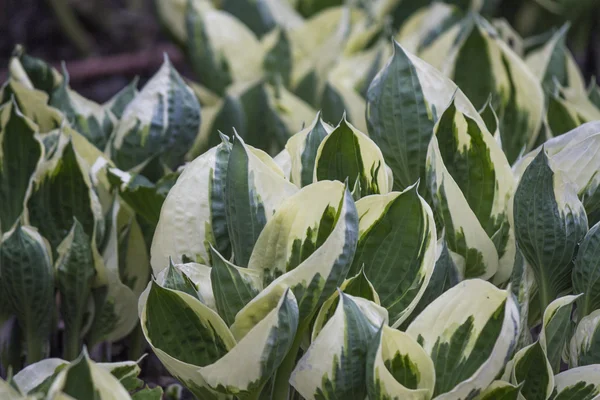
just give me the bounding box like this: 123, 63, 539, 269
538, 282, 552, 316
47, 0, 94, 56
63, 324, 81, 361
271, 322, 307, 400
127, 324, 147, 361
25, 331, 44, 365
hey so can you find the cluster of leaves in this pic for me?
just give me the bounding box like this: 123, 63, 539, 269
132, 1, 600, 400
0, 43, 209, 373
0, 349, 163, 399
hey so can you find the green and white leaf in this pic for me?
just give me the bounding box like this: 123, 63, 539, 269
505, 341, 554, 400
0, 224, 54, 363
139, 280, 235, 399
0, 101, 44, 235
55, 220, 96, 360
525, 23, 586, 96
210, 246, 262, 326
552, 365, 600, 400
151, 140, 232, 271
0, 79, 63, 133
109, 56, 201, 170
406, 279, 520, 399
186, 5, 264, 95
474, 381, 522, 400
47, 350, 133, 399
285, 112, 333, 187
50, 68, 116, 151
290, 293, 383, 400
244, 180, 358, 324
226, 134, 298, 267
539, 295, 579, 374
573, 221, 600, 318
569, 309, 600, 368
103, 77, 139, 119
200, 289, 299, 397
365, 325, 436, 400
513, 149, 588, 310
445, 17, 544, 164
25, 138, 104, 252
350, 184, 436, 327
427, 135, 499, 280
314, 117, 390, 197
428, 99, 516, 283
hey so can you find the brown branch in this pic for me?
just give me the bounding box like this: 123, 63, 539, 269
0, 43, 185, 84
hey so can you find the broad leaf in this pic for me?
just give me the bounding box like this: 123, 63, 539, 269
539, 295, 579, 374
0, 224, 54, 364
350, 184, 436, 327
506, 341, 554, 400
552, 365, 600, 400
290, 293, 384, 400
406, 279, 519, 398
573, 221, 600, 318
365, 325, 436, 400
569, 309, 600, 367
0, 101, 43, 234
110, 56, 201, 170
427, 99, 516, 283
225, 134, 298, 267
513, 149, 588, 311
315, 117, 390, 198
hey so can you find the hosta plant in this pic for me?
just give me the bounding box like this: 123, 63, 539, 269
138, 19, 600, 396
0, 47, 205, 371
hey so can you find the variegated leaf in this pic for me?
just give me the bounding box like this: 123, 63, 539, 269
226, 134, 298, 266
262, 28, 292, 87
427, 135, 498, 280
47, 350, 132, 399
186, 4, 264, 95
444, 16, 544, 163
406, 279, 520, 399
246, 180, 357, 321
200, 288, 299, 398
569, 309, 600, 368
506, 341, 554, 400
0, 224, 54, 364
0, 79, 63, 133
103, 77, 139, 119
140, 278, 298, 398
474, 381, 522, 400
573, 221, 600, 319
513, 149, 588, 311
315, 117, 390, 198
366, 325, 436, 400
552, 365, 600, 400
539, 295, 579, 374
210, 246, 262, 326
526, 23, 586, 96
350, 184, 436, 327
219, 0, 302, 37
0, 101, 43, 234
50, 67, 116, 151
9, 45, 62, 95
151, 139, 232, 270
290, 293, 384, 400
401, 239, 463, 329
285, 112, 333, 187
513, 122, 600, 224
110, 56, 201, 170
25, 138, 104, 252
55, 219, 96, 361
428, 99, 516, 283
311, 269, 384, 341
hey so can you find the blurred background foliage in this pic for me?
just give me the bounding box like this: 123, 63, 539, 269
1, 0, 599, 103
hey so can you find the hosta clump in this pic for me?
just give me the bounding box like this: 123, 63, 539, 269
0, 48, 202, 370
141, 20, 600, 395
